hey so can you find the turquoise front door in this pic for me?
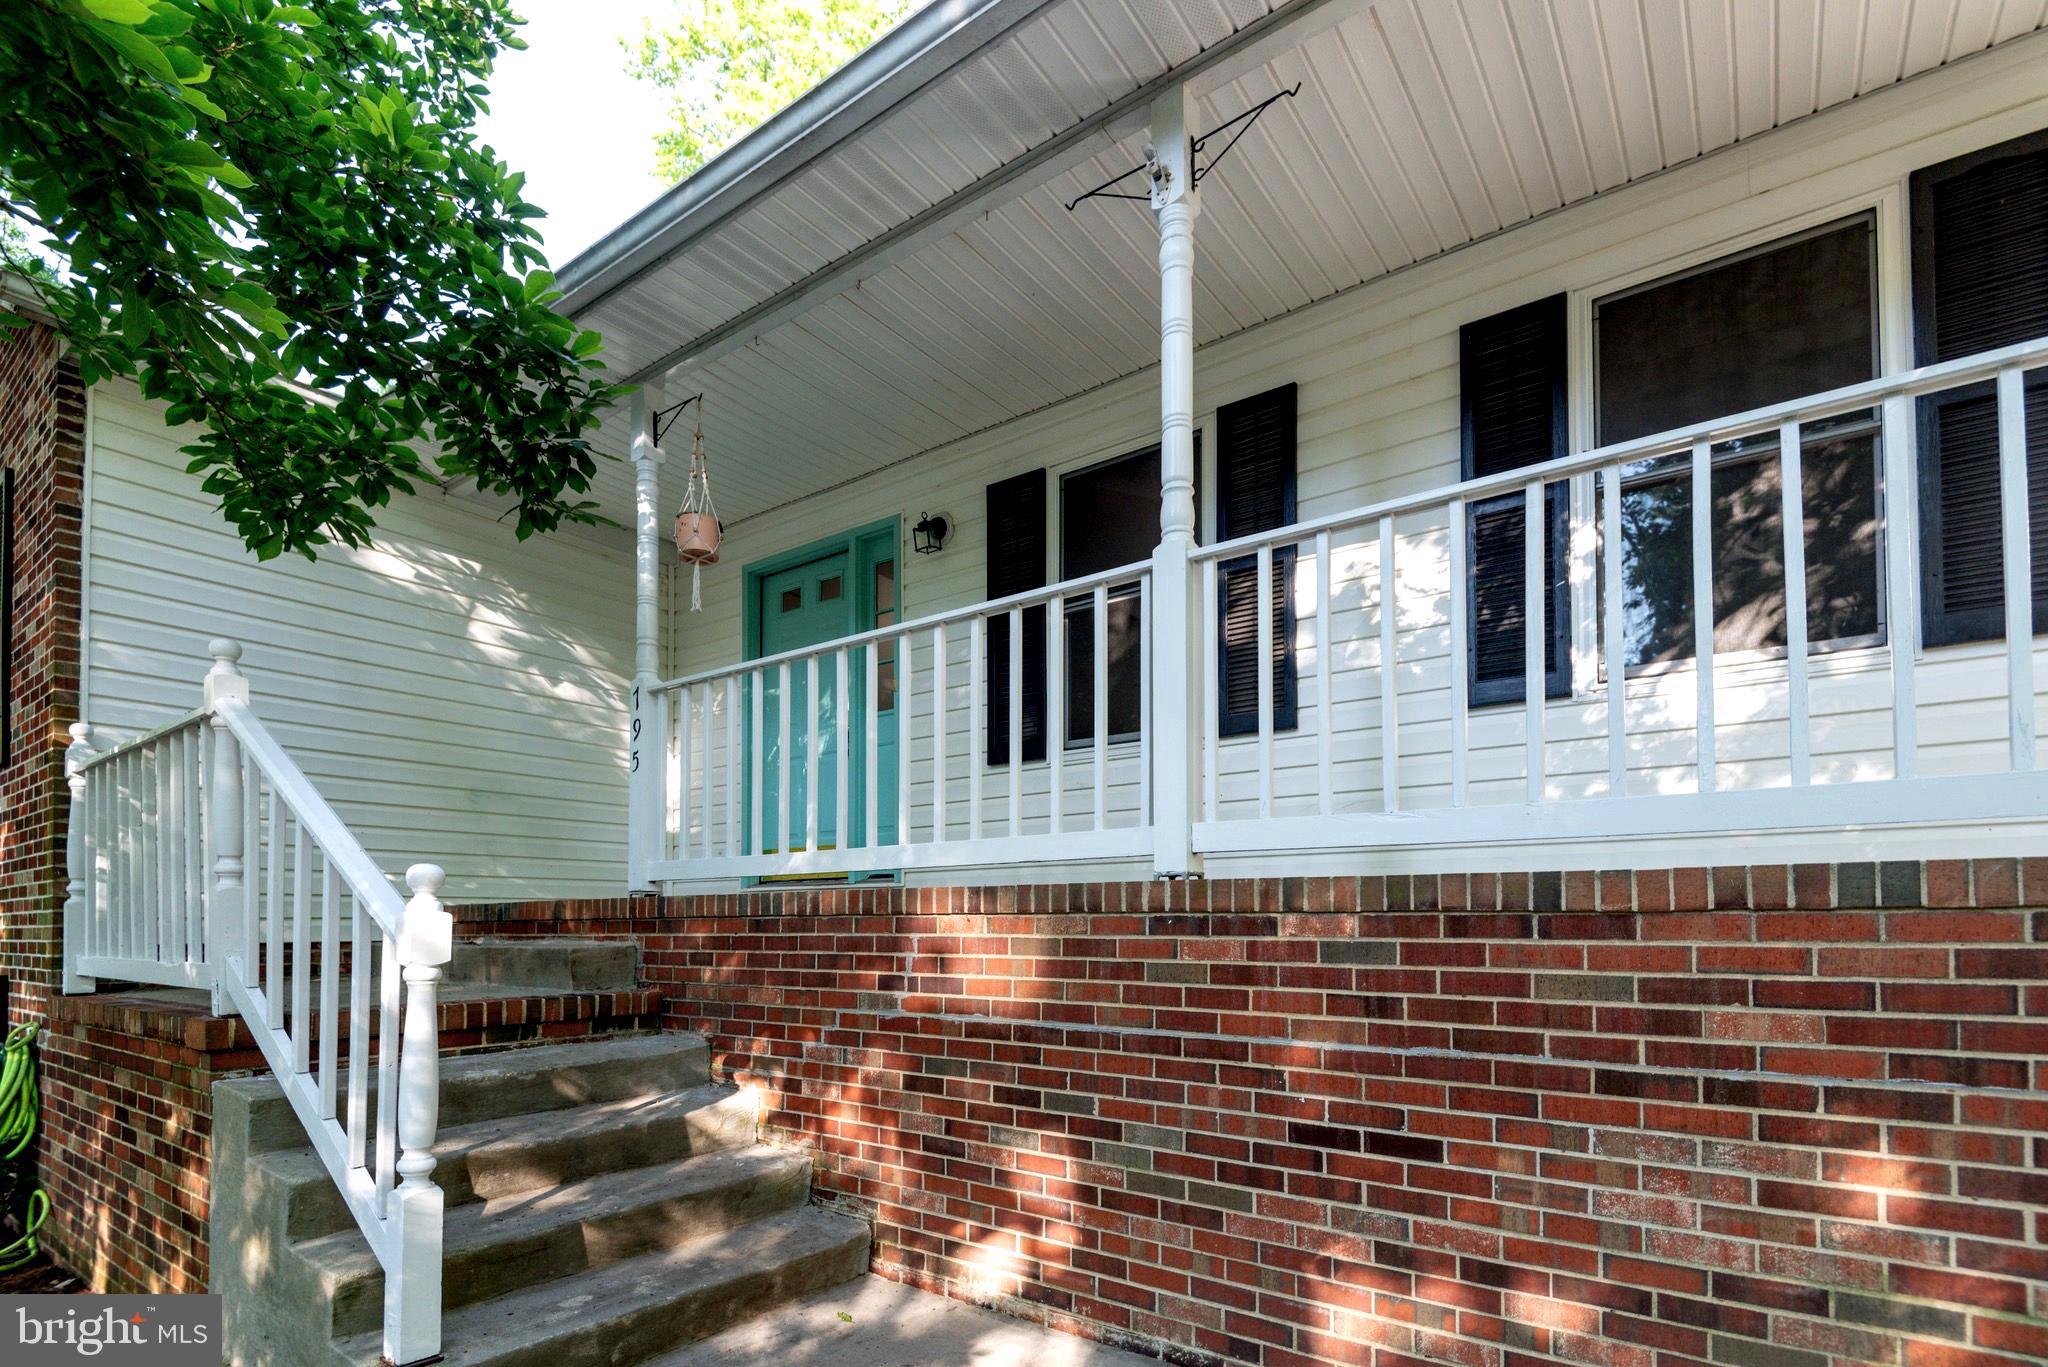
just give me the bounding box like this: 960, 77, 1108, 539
758, 550, 852, 854
746, 522, 901, 866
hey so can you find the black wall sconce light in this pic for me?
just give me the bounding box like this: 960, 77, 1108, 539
912, 512, 951, 555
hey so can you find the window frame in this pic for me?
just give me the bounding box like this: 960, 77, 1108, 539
1563, 190, 1910, 688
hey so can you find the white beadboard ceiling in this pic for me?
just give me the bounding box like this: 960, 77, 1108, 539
561, 0, 2048, 532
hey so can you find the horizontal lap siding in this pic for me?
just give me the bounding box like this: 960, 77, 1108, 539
85, 383, 632, 901
663, 45, 2048, 873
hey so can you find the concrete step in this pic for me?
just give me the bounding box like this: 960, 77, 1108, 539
253, 1083, 759, 1241
303, 1146, 814, 1339
329, 1209, 871, 1367
221, 1033, 710, 1157
446, 938, 641, 993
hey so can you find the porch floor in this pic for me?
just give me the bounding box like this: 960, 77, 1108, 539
648, 1273, 1159, 1367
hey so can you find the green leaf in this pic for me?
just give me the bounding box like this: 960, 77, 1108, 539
0, 0, 623, 561
79, 0, 156, 23
89, 22, 178, 82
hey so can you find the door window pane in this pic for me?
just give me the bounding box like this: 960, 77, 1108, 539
874, 559, 896, 711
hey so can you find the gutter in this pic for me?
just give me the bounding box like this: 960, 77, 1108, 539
0, 271, 56, 327
556, 0, 1054, 317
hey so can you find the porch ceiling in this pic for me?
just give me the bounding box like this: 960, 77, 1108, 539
563, 0, 2048, 531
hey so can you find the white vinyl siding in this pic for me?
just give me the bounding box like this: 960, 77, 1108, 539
84, 383, 633, 902
664, 46, 2048, 879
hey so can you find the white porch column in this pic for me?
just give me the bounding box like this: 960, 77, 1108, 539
1150, 86, 1200, 878
628, 384, 667, 892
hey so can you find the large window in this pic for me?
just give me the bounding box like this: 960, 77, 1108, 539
1594, 216, 1882, 668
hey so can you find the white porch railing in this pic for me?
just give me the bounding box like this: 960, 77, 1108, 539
62, 642, 452, 1367
648, 336, 2048, 882
647, 562, 1156, 882
1190, 334, 2048, 861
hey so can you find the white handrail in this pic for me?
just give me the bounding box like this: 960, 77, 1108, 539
651, 558, 1151, 692
62, 641, 450, 1367
212, 696, 408, 938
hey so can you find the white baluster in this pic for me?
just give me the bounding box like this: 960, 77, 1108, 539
968, 617, 984, 840
863, 644, 879, 850
1316, 532, 1334, 817
1380, 519, 1399, 813
1048, 600, 1066, 834
1524, 481, 1545, 804
1201, 562, 1218, 822
1007, 611, 1022, 836
1881, 393, 1920, 779
1998, 369, 2035, 771
897, 634, 913, 847
1601, 470, 1627, 799
1447, 505, 1469, 808
63, 723, 97, 994
205, 640, 248, 1012
1780, 422, 1812, 786
1691, 440, 1716, 793
726, 676, 741, 859
384, 863, 451, 1366
1257, 544, 1274, 820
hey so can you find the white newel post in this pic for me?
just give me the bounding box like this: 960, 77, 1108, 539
628, 384, 668, 891
1150, 86, 1201, 878
204, 640, 249, 1014
386, 862, 452, 1366
61, 722, 97, 994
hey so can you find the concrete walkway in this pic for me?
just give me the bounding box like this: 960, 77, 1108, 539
649, 1274, 1162, 1367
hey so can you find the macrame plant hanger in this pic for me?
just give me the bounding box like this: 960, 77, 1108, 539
663, 393, 721, 611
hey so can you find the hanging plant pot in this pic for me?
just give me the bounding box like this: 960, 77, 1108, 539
673, 510, 722, 563
671, 397, 721, 610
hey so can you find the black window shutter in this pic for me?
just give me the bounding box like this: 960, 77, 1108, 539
1911, 129, 2048, 647
1215, 384, 1299, 736
986, 468, 1047, 763
1460, 296, 1570, 702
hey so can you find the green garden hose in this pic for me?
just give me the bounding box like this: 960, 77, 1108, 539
0, 1022, 47, 1271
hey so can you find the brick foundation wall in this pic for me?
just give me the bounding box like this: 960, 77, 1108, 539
466, 861, 2048, 1367
0, 318, 227, 1292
